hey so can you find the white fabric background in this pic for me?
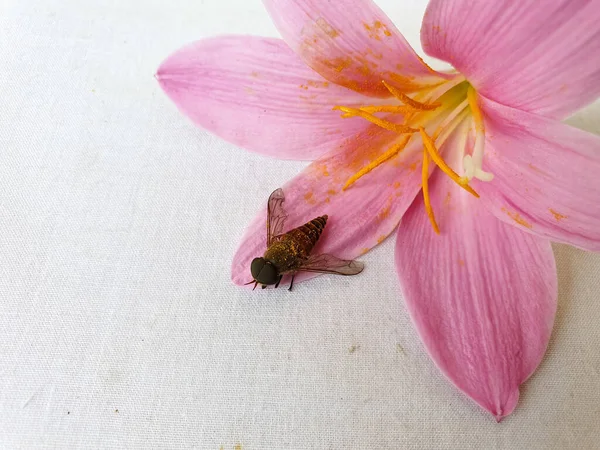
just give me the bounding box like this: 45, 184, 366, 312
1, 0, 600, 448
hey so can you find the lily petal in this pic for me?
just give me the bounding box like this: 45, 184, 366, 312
232, 125, 425, 285
476, 97, 600, 252
263, 0, 448, 97
421, 0, 600, 119
156, 36, 369, 160
396, 167, 557, 420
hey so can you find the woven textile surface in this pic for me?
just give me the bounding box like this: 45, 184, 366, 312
1, 0, 600, 448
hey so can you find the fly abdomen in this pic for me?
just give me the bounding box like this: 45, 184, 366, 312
295, 215, 328, 245
266, 215, 329, 268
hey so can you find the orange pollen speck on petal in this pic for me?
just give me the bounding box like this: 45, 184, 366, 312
377, 202, 392, 222
313, 163, 330, 177
444, 191, 452, 206
316, 18, 340, 38
331, 57, 353, 73
306, 80, 330, 88
304, 191, 316, 204
364, 21, 393, 40
502, 208, 533, 229
549, 208, 567, 221
528, 163, 546, 175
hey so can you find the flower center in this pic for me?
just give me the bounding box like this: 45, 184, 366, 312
333, 79, 493, 233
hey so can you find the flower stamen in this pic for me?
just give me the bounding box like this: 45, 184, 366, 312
336, 81, 447, 190
382, 81, 441, 111
343, 135, 412, 190
333, 106, 418, 134
356, 105, 419, 115
333, 79, 487, 234
419, 127, 479, 197
421, 146, 440, 235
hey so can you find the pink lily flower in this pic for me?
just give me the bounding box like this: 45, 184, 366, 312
156, 0, 600, 420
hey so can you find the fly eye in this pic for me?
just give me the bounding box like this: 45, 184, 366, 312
250, 258, 279, 285
258, 262, 278, 285
250, 258, 265, 279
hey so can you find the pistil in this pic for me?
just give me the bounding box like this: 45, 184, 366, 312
463, 87, 494, 182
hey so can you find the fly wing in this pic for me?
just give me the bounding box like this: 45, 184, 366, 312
299, 253, 364, 276
266, 188, 287, 246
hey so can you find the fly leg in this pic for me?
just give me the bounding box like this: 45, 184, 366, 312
288, 274, 296, 291
275, 275, 283, 289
